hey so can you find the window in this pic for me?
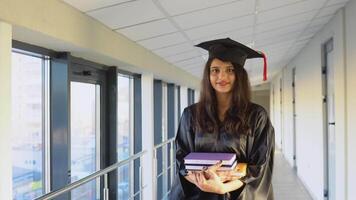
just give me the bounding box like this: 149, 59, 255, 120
117, 75, 134, 199
187, 88, 195, 106
154, 80, 173, 199
11, 50, 50, 200
70, 82, 100, 200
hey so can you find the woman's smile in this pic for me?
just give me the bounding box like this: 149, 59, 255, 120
216, 81, 230, 86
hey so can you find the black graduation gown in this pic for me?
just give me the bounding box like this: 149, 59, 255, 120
169, 103, 275, 200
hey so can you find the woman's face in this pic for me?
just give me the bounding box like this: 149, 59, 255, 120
209, 58, 236, 94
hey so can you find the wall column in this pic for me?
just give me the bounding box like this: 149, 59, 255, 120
0, 21, 13, 200
141, 74, 154, 200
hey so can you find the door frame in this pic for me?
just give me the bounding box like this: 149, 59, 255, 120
321, 38, 334, 200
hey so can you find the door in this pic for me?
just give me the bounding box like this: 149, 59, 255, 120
280, 78, 283, 151
292, 68, 297, 170
69, 62, 107, 200
322, 39, 335, 200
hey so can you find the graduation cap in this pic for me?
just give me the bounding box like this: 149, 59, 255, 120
195, 38, 268, 81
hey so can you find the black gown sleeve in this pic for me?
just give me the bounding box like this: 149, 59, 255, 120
240, 106, 275, 200
169, 108, 198, 199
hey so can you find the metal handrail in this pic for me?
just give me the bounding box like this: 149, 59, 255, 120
154, 138, 175, 149
35, 150, 147, 200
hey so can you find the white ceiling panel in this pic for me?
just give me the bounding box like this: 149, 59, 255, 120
266, 50, 288, 59
326, 0, 349, 6
302, 25, 324, 37
164, 50, 201, 63
175, 57, 205, 68
184, 15, 254, 40
117, 19, 177, 41
184, 63, 205, 71
257, 0, 326, 24
297, 33, 314, 42
259, 0, 304, 11
158, 0, 236, 16
173, 0, 255, 29
138, 32, 186, 50
256, 22, 307, 41
256, 31, 301, 47
228, 35, 254, 45
63, 0, 132, 12
315, 3, 345, 18
88, 0, 164, 29
262, 47, 291, 58
153, 43, 195, 57
258, 40, 294, 52
308, 15, 333, 28
256, 11, 314, 33
193, 29, 254, 45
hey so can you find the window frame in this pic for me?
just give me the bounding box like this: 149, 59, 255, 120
11, 41, 55, 198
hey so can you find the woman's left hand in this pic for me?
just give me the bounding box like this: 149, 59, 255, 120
192, 161, 225, 194
194, 170, 226, 194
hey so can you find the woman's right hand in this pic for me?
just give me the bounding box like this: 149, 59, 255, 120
184, 171, 198, 185
184, 160, 223, 185
216, 163, 247, 182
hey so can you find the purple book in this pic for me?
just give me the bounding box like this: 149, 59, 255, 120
186, 160, 237, 171
184, 152, 236, 166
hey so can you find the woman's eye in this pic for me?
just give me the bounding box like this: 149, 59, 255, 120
211, 69, 219, 73
227, 68, 234, 73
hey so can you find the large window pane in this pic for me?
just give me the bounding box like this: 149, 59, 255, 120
11, 52, 45, 200
70, 82, 100, 200
117, 75, 133, 200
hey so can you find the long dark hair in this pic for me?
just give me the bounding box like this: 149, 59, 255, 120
195, 57, 252, 135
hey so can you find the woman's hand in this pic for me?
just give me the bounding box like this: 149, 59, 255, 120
193, 161, 245, 194
216, 170, 242, 183
216, 163, 247, 182
184, 171, 198, 185
195, 170, 226, 194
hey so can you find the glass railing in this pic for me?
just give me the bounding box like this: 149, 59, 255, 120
153, 138, 175, 200
34, 151, 147, 200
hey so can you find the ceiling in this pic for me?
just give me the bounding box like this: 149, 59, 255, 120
62, 0, 349, 85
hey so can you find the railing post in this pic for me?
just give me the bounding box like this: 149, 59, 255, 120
170, 140, 174, 186
139, 157, 143, 200
153, 149, 157, 200
103, 174, 109, 200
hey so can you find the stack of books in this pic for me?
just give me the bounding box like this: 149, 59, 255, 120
184, 152, 237, 171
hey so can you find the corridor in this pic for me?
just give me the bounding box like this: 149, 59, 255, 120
1, 0, 356, 199
273, 150, 313, 200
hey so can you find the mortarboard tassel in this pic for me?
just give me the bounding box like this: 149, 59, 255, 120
260, 52, 267, 81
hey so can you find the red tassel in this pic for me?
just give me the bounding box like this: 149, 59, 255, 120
261, 52, 267, 81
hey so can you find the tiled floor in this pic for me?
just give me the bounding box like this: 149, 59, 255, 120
273, 150, 313, 200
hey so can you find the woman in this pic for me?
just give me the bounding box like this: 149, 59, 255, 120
169, 38, 275, 200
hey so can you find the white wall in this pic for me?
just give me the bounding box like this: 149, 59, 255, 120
194, 90, 200, 103
0, 21, 13, 200
345, 0, 356, 198
270, 5, 349, 200
280, 67, 294, 166
251, 90, 270, 116
180, 86, 188, 115
273, 73, 283, 150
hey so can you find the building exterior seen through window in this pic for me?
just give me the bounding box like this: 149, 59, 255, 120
11, 51, 45, 200
70, 82, 100, 200
117, 75, 133, 200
